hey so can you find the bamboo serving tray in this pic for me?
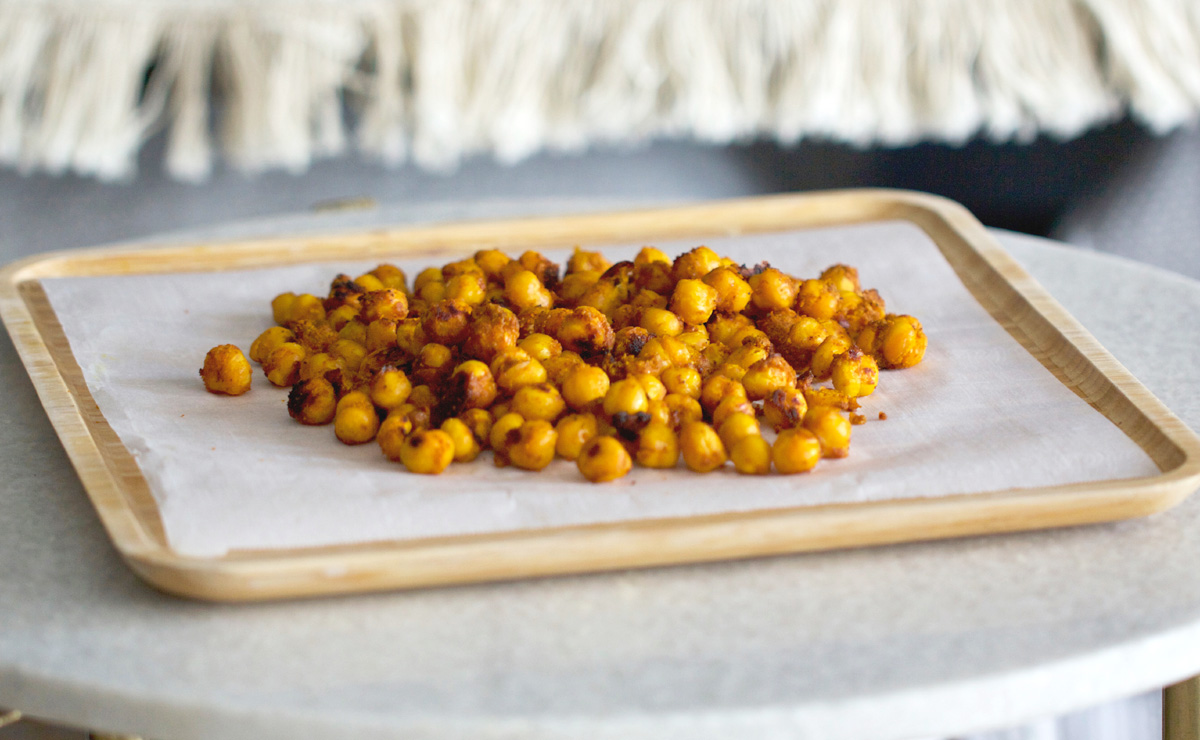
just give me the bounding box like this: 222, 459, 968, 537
2, 190, 1199, 602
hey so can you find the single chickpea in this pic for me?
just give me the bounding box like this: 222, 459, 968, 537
412, 343, 455, 388
741, 355, 798, 401
671, 246, 722, 282
561, 364, 611, 411
830, 347, 880, 397
458, 408, 494, 449
352, 273, 386, 292
772, 428, 822, 474
700, 374, 747, 414
810, 334, 852, 380
495, 357, 548, 395
330, 338, 367, 372
577, 436, 633, 482
287, 377, 338, 425
543, 351, 585, 386
370, 263, 408, 292
413, 266, 443, 293
877, 315, 927, 369
422, 298, 473, 346
489, 412, 526, 457
464, 303, 519, 363
749, 268, 797, 312
680, 421, 727, 473
795, 279, 840, 321
441, 417, 481, 462
271, 292, 296, 325
567, 246, 612, 274
473, 249, 513, 279
638, 307, 684, 337
287, 293, 326, 323
661, 366, 701, 398
326, 304, 360, 332
263, 342, 307, 387
635, 246, 671, 266
711, 395, 757, 431
758, 308, 801, 345
370, 366, 413, 410
702, 266, 752, 313
360, 289, 409, 323
505, 269, 553, 310
334, 391, 380, 444
511, 383, 566, 422
731, 435, 772, 475
603, 378, 650, 418
661, 393, 704, 429
518, 332, 562, 361
249, 327, 295, 364
446, 360, 498, 411
555, 413, 599, 460
632, 373, 667, 403
629, 289, 668, 311
339, 319, 369, 346
400, 429, 456, 474
508, 420, 558, 471
804, 406, 852, 458
820, 264, 860, 293
636, 422, 680, 468
201, 344, 253, 395
670, 279, 719, 325
763, 387, 808, 431
718, 412, 761, 451
445, 273, 487, 306
557, 306, 615, 358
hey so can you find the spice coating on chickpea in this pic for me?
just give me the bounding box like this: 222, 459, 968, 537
577, 436, 633, 482
772, 428, 822, 474
680, 421, 727, 473
731, 435, 772, 475
804, 406, 852, 459
335, 392, 381, 444
201, 344, 253, 396
400, 430, 456, 474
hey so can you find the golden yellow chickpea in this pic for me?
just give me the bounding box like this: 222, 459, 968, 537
795, 279, 840, 321
557, 306, 615, 358
446, 360, 498, 411
603, 378, 650, 418
326, 304, 361, 333
288, 293, 326, 323
422, 298, 473, 346
629, 289, 668, 310
286, 377, 337, 425
508, 420, 558, 471
263, 342, 307, 387
518, 332, 562, 361
577, 436, 633, 482
718, 412, 761, 451
440, 417, 481, 462
661, 393, 704, 429
680, 421, 727, 473
877, 315, 927, 369
457, 408, 494, 449
638, 307, 684, 337
635, 246, 671, 266
495, 357, 548, 395
297, 352, 344, 383
413, 266, 443, 293
511, 383, 566, 422
636, 422, 679, 468
772, 428, 822, 474
445, 273, 487, 306
365, 318, 399, 353
556, 364, 606, 412
741, 355, 798, 401
820, 264, 860, 293
700, 374, 747, 414
555, 413, 599, 460
543, 351, 584, 386
249, 327, 295, 364
399, 429, 456, 474
505, 269, 553, 310
661, 366, 701, 398
360, 289, 409, 323
711, 395, 756, 431
830, 347, 880, 397
670, 279, 719, 326
730, 434, 772, 475
810, 334, 852, 380
271, 292, 297, 325
632, 373, 667, 403
804, 406, 852, 459
412, 343, 455, 387
763, 387, 808, 431
473, 249, 512, 279
671, 245, 722, 282
329, 338, 367, 372
370, 263, 408, 292
489, 411, 526, 456
370, 366, 413, 410
336, 317, 367, 345
702, 266, 752, 313
748, 268, 797, 312
200, 344, 253, 395
567, 246, 611, 274
334, 391, 380, 444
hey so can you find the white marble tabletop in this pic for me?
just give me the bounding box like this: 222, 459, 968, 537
2, 203, 1199, 740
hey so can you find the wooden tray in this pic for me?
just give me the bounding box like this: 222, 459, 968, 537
3, 190, 1199, 602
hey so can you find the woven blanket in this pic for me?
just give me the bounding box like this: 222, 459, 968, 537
2, 0, 1198, 181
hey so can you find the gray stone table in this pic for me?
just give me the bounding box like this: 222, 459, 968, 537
2, 204, 1199, 740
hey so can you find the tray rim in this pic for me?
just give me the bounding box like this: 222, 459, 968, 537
3, 189, 1198, 601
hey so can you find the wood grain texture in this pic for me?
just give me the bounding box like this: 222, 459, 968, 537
2, 190, 1198, 602
1165, 676, 1200, 740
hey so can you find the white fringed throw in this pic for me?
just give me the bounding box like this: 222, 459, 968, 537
1, 0, 1198, 181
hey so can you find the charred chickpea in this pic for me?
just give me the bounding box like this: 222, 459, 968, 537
561, 364, 611, 412
680, 421, 727, 473
287, 377, 338, 425
511, 383, 566, 422
370, 366, 413, 410
440, 417, 481, 462
360, 289, 409, 323
555, 413, 599, 461
795, 279, 840, 321
670, 279, 719, 326
763, 387, 808, 431
557, 306, 615, 358
577, 436, 633, 483
772, 428, 822, 474
250, 327, 295, 364
748, 268, 797, 312
636, 422, 680, 468
446, 360, 498, 411
263, 342, 307, 387
463, 303, 519, 363
400, 429, 456, 474
201, 344, 253, 395
830, 347, 880, 397
603, 378, 650, 418
334, 391, 380, 444
718, 412, 761, 451
731, 435, 772, 475
702, 266, 752, 313
422, 299, 473, 346
508, 420, 558, 471
804, 406, 852, 459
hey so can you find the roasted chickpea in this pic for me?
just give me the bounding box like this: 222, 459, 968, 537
804, 406, 852, 459
289, 319, 338, 353
557, 306, 615, 358
495, 356, 548, 395
511, 383, 566, 422
286, 293, 326, 324
875, 315, 927, 369
249, 327, 295, 364
409, 384, 438, 409
820, 264, 860, 293
763, 387, 808, 431
670, 279, 719, 325
718, 412, 761, 451
505, 269, 553, 310
749, 268, 797, 312
298, 352, 344, 383
700, 374, 747, 414
603, 378, 650, 418
489, 411, 526, 456
518, 332, 562, 361
370, 366, 412, 410
795, 279, 840, 321
702, 266, 752, 313
286, 377, 337, 425
680, 421, 726, 473
360, 289, 409, 323
730, 434, 772, 475
711, 395, 756, 430
399, 429, 456, 474
577, 436, 633, 482
632, 373, 667, 403
412, 343, 455, 387
461, 303, 519, 362
671, 245, 722, 282
556, 413, 599, 460
364, 318, 400, 353
741, 355, 798, 401
772, 428, 822, 474
338, 318, 369, 346
370, 263, 408, 292
508, 420, 558, 471
567, 247, 611, 274
329, 338, 367, 372
561, 364, 611, 412
263, 342, 306, 387
639, 307, 683, 337
635, 246, 671, 266
271, 292, 297, 325
422, 298, 473, 346
444, 360, 498, 412
810, 334, 852, 380
377, 414, 410, 461
660, 393, 704, 429
200, 344, 253, 396
457, 408, 494, 448
661, 366, 701, 398
636, 422, 679, 468
441, 417, 481, 462
334, 391, 380, 444
830, 347, 880, 397
543, 351, 584, 386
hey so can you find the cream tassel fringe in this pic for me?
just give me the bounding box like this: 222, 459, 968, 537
1, 0, 1198, 182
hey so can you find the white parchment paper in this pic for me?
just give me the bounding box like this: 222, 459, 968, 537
42, 221, 1159, 557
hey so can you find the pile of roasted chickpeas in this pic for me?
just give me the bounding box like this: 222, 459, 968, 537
200, 245, 926, 482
